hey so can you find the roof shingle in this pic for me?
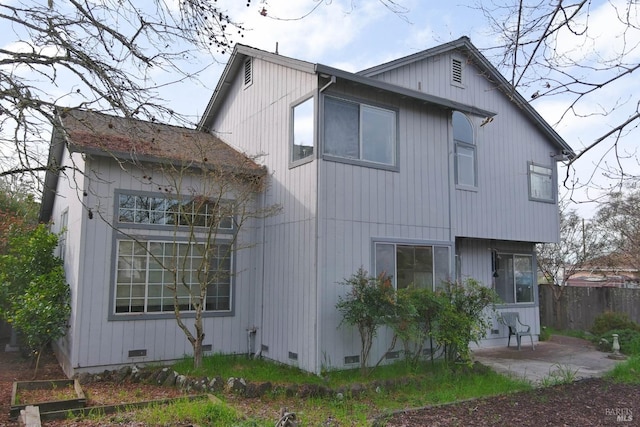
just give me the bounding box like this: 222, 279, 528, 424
59, 109, 264, 174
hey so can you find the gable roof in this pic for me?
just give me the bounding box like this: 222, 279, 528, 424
359, 36, 574, 156
198, 43, 497, 133
39, 109, 264, 222
199, 38, 574, 157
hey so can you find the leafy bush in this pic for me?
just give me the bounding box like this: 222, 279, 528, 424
431, 280, 499, 363
539, 326, 551, 341
394, 287, 445, 366
591, 311, 640, 336
335, 268, 395, 376
0, 224, 71, 376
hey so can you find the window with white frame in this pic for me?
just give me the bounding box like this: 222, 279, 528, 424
291, 97, 314, 162
528, 163, 554, 202
115, 240, 231, 314
117, 193, 233, 230
453, 111, 476, 187
494, 253, 534, 304
323, 96, 396, 167
375, 242, 450, 290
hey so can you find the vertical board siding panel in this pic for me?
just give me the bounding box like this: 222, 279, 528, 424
210, 57, 319, 371
68, 155, 257, 372
368, 50, 560, 244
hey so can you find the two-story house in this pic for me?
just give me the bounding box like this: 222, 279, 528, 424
40, 37, 573, 376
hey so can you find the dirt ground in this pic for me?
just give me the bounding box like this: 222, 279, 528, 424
383, 378, 640, 426
1, 335, 639, 426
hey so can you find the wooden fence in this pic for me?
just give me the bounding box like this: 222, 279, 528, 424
539, 284, 640, 331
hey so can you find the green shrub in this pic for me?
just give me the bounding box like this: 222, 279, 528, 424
336, 268, 396, 376
539, 326, 551, 341
0, 224, 71, 377
591, 312, 640, 336
598, 329, 640, 355
431, 280, 499, 363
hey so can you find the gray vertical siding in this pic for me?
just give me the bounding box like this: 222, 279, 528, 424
209, 56, 320, 371
49, 149, 87, 376
316, 84, 455, 368
56, 156, 261, 373
457, 237, 540, 347
368, 50, 561, 243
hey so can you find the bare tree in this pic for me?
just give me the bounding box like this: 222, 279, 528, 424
476, 0, 640, 192
592, 188, 640, 274
0, 0, 246, 188
536, 203, 605, 328
53, 108, 280, 369
140, 154, 279, 368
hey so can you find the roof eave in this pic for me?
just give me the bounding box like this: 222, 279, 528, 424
198, 45, 316, 132
359, 37, 575, 157
68, 144, 266, 178
315, 63, 496, 118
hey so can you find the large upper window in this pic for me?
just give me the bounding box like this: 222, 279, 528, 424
291, 97, 314, 162
375, 242, 450, 290
528, 163, 554, 202
115, 240, 231, 314
323, 96, 396, 167
494, 253, 534, 304
453, 111, 476, 187
118, 193, 233, 230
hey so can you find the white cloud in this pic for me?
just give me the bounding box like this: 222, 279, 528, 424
555, 0, 640, 64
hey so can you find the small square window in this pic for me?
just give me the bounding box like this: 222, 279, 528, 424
323, 96, 397, 167
528, 163, 554, 202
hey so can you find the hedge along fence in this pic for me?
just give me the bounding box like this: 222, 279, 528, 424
539, 284, 640, 331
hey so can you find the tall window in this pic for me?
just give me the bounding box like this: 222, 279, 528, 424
117, 193, 233, 230
528, 163, 554, 202
375, 242, 450, 290
494, 253, 534, 304
115, 240, 231, 314
453, 111, 476, 187
291, 97, 314, 162
58, 209, 68, 261
323, 96, 396, 167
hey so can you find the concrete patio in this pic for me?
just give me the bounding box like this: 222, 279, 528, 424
472, 335, 624, 385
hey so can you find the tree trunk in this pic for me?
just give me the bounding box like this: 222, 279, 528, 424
193, 340, 203, 369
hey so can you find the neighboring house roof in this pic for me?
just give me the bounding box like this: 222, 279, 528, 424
39, 109, 265, 222
198, 37, 574, 157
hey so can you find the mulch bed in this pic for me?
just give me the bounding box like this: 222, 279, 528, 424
382, 378, 639, 426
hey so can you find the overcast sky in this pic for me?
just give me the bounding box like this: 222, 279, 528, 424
2, 0, 636, 215
171, 0, 635, 217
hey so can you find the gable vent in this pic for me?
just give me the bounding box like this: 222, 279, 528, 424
451, 58, 463, 85
243, 58, 253, 87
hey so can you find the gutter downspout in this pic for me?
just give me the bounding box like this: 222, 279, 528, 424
448, 111, 456, 278
254, 183, 268, 359
314, 73, 334, 374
